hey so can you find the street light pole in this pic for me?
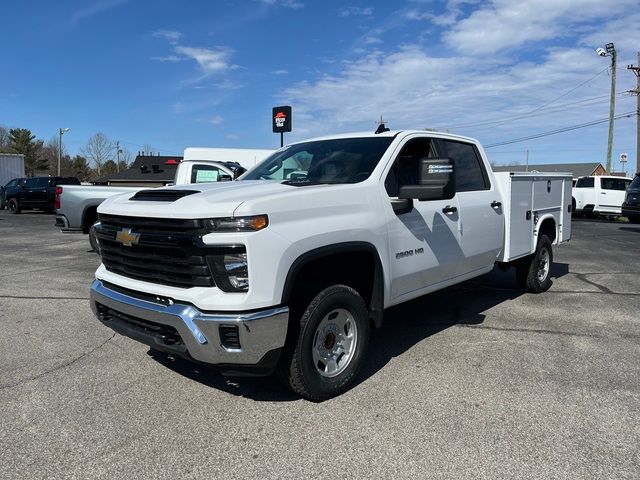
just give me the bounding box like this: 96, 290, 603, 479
628, 51, 640, 176
598, 43, 616, 174
58, 128, 69, 176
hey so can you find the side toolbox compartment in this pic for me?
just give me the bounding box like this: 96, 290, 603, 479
494, 171, 572, 263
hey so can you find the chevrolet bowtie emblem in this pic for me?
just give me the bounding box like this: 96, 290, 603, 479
115, 228, 140, 247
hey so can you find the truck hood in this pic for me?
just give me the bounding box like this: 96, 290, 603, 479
97, 180, 342, 218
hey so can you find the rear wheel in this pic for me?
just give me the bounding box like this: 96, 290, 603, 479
628, 216, 640, 224
515, 235, 553, 293
277, 284, 370, 401
8, 198, 21, 214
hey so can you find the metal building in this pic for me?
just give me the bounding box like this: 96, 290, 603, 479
0, 153, 25, 186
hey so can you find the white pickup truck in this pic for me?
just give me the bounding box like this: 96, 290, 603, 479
572, 175, 632, 217
55, 148, 273, 251
90, 130, 572, 401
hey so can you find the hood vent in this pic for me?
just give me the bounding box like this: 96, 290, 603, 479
130, 189, 199, 202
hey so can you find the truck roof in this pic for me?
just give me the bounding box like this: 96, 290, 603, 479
291, 129, 480, 145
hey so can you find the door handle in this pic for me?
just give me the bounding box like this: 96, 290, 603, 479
601, 192, 607, 194
491, 201, 502, 208
442, 205, 457, 214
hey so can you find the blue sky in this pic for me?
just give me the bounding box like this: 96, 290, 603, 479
1, 0, 639, 170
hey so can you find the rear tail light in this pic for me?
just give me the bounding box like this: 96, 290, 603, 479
55, 186, 63, 210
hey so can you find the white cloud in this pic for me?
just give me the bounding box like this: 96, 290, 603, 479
339, 6, 374, 17
70, 0, 127, 23
174, 46, 235, 74
225, 133, 240, 140
271, 69, 289, 75
150, 55, 183, 62
443, 0, 638, 55
257, 0, 304, 9
153, 29, 183, 43
209, 115, 224, 125
280, 43, 637, 156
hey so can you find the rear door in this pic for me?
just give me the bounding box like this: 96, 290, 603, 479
599, 177, 632, 213
437, 139, 503, 275
383, 135, 463, 300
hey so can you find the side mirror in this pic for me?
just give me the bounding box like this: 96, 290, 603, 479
398, 157, 455, 201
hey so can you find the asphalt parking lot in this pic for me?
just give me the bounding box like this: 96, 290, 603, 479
1, 209, 638, 479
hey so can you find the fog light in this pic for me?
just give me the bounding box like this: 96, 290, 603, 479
208, 250, 249, 292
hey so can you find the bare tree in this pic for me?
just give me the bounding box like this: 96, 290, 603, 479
119, 146, 133, 170
0, 125, 11, 153
142, 143, 157, 156
82, 132, 112, 176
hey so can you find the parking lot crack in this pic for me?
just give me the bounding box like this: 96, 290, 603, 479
573, 273, 613, 294
456, 324, 640, 340
0, 333, 116, 390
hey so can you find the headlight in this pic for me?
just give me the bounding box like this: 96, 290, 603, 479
207, 249, 249, 292
204, 215, 268, 232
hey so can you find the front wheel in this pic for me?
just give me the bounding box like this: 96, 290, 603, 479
8, 198, 21, 214
277, 284, 370, 401
515, 235, 553, 293
628, 216, 640, 224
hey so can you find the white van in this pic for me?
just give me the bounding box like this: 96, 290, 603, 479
572, 175, 633, 216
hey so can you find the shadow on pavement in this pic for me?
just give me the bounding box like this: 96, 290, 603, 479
149, 263, 569, 402
620, 227, 640, 234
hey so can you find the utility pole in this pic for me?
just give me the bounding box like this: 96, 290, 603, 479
58, 128, 69, 176
597, 43, 616, 173
628, 51, 640, 175
606, 44, 616, 174
115, 140, 122, 173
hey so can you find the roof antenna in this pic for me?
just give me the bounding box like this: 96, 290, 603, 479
375, 115, 390, 134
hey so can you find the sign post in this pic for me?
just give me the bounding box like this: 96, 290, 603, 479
272, 106, 292, 147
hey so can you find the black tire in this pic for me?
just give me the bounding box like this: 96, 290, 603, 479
628, 216, 640, 224
8, 198, 21, 214
277, 284, 370, 401
89, 221, 101, 254
515, 235, 553, 293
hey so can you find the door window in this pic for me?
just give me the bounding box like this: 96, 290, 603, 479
601, 178, 630, 191
25, 178, 38, 188
575, 177, 594, 188
5, 179, 18, 188
385, 137, 438, 197
438, 140, 489, 191
35, 178, 50, 188
190, 165, 231, 183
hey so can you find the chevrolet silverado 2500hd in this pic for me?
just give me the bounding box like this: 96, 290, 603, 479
90, 130, 572, 401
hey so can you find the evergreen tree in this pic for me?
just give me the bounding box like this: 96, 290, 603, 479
9, 128, 47, 176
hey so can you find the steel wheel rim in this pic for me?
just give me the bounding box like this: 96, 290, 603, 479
312, 308, 358, 378
537, 247, 550, 282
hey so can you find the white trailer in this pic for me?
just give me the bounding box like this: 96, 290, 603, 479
0, 154, 25, 186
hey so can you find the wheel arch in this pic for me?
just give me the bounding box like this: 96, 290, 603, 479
82, 205, 99, 234
281, 242, 385, 329
536, 215, 557, 245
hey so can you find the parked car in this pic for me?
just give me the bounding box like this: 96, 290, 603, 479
572, 175, 633, 217
622, 173, 640, 224
6, 176, 80, 214
0, 177, 25, 210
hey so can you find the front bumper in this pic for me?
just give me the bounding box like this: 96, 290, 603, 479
90, 279, 289, 376
622, 203, 640, 218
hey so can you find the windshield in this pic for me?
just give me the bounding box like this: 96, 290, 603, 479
243, 137, 394, 184
629, 175, 640, 190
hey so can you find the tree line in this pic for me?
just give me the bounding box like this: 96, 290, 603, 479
0, 125, 137, 181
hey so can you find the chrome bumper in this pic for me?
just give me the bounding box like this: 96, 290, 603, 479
90, 279, 289, 368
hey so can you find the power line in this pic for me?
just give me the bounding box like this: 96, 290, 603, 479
484, 111, 636, 148
438, 67, 610, 130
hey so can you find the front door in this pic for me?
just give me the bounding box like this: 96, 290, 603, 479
383, 136, 464, 301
